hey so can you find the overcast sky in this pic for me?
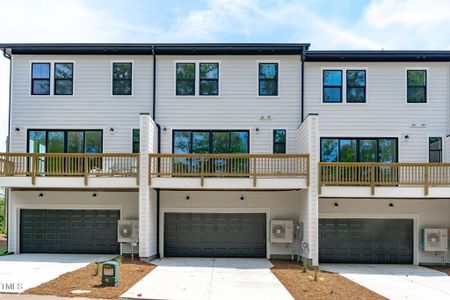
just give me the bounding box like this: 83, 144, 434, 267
1, 0, 450, 151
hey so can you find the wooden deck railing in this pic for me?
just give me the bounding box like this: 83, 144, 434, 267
149, 153, 309, 187
319, 162, 450, 195
0, 153, 139, 185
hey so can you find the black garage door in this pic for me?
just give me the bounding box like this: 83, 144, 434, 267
20, 209, 120, 254
165, 213, 266, 257
319, 218, 413, 264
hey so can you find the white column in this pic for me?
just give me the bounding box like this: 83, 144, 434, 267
306, 114, 320, 266
138, 113, 151, 257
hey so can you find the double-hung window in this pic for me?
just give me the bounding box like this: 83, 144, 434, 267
54, 63, 73, 95
346, 70, 366, 103
273, 130, 286, 153
199, 63, 219, 95
112, 62, 132, 95
258, 63, 278, 96
176, 63, 196, 96
323, 70, 342, 103
429, 137, 442, 163
31, 63, 51, 95
407, 70, 427, 103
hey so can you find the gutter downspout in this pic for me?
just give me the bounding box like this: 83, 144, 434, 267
152, 46, 156, 121
153, 45, 161, 257
2, 48, 11, 254
301, 50, 305, 123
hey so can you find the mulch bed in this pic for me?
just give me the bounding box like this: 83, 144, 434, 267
425, 265, 450, 276
24, 257, 155, 299
271, 260, 386, 300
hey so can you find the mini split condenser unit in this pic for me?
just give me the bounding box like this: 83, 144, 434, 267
423, 228, 448, 252
270, 220, 294, 243
118, 220, 139, 243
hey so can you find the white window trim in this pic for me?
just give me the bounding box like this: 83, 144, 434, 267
29, 60, 76, 97
173, 60, 222, 97
405, 67, 429, 104
320, 67, 368, 105
111, 60, 134, 97
256, 60, 280, 97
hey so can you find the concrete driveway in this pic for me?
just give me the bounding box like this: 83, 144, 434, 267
122, 258, 293, 300
321, 264, 450, 300
0, 254, 115, 293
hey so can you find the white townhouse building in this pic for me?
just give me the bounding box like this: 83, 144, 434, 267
0, 44, 448, 267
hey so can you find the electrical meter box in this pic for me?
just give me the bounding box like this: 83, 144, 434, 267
102, 261, 119, 287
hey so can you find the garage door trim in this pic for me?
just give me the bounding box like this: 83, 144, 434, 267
319, 213, 418, 265
15, 205, 123, 254
161, 208, 270, 259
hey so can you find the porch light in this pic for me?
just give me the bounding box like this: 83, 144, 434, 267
334, 202, 339, 207
240, 196, 244, 201
38, 193, 44, 197
255, 127, 260, 133
185, 195, 190, 200
109, 127, 115, 133
389, 203, 394, 207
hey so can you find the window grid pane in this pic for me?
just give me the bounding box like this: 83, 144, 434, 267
273, 130, 286, 154
346, 70, 366, 103
407, 70, 426, 103
323, 70, 342, 103
31, 63, 50, 95
113, 63, 132, 95
429, 137, 442, 163
259, 63, 278, 96
176, 63, 195, 96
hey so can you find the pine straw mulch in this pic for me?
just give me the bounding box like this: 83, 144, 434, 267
24, 257, 155, 299
270, 260, 386, 300
424, 265, 450, 276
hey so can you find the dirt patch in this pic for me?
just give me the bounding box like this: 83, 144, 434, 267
271, 260, 386, 300
424, 265, 450, 276
24, 257, 155, 299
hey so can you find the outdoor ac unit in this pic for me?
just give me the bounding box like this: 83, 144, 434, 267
270, 220, 294, 243
118, 220, 139, 243
424, 228, 448, 252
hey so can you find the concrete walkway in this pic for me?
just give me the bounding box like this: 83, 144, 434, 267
321, 264, 450, 300
122, 258, 293, 300
0, 254, 115, 293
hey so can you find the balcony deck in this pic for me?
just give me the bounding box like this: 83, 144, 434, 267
149, 153, 309, 189
319, 162, 450, 198
0, 153, 310, 190
0, 153, 139, 188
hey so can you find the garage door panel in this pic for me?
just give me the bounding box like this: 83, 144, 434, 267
20, 209, 120, 254
164, 213, 266, 258
319, 218, 413, 264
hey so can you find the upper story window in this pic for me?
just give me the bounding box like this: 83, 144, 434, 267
31, 63, 51, 95
199, 63, 219, 96
54, 63, 73, 95
132, 129, 140, 153
273, 129, 286, 154
258, 63, 278, 96
429, 137, 442, 163
322, 70, 342, 103
321, 137, 397, 162
407, 70, 426, 103
346, 70, 366, 103
112, 62, 132, 95
176, 63, 196, 96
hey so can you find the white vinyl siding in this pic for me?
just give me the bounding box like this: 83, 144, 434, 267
305, 62, 450, 162
156, 55, 302, 154
10, 55, 153, 153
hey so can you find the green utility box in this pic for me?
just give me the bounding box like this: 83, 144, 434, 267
102, 261, 119, 287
